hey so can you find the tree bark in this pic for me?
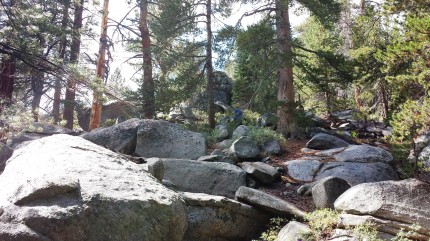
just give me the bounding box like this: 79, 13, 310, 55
89, 0, 109, 130
63, 0, 84, 129
139, 0, 155, 119
53, 0, 70, 124
275, 0, 294, 135
206, 0, 215, 128
0, 56, 16, 113
31, 70, 45, 122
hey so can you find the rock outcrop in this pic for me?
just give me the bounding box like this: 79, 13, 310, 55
306, 133, 349, 150
335, 179, 430, 239
136, 120, 206, 159
181, 192, 270, 241
162, 159, 246, 199
0, 134, 187, 241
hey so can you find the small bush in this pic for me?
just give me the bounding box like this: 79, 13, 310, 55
303, 209, 339, 240
248, 126, 287, 146
352, 222, 383, 241
255, 217, 289, 241
0, 102, 33, 144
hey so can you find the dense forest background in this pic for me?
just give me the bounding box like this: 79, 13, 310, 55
0, 0, 429, 143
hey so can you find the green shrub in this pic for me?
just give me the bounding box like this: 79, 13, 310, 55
0, 102, 33, 144
352, 222, 383, 241
248, 126, 287, 146
390, 98, 430, 142
303, 209, 339, 240
256, 217, 289, 241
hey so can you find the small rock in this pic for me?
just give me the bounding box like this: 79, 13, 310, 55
232, 125, 249, 138
263, 140, 282, 155
215, 124, 229, 140
235, 186, 306, 219
217, 139, 233, 149
146, 158, 164, 182
311, 176, 351, 209
240, 162, 280, 184
277, 221, 311, 241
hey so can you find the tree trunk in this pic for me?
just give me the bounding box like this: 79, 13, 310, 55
360, 0, 365, 15
0, 56, 16, 113
31, 71, 45, 122
206, 0, 215, 129
380, 83, 389, 119
63, 0, 84, 129
275, 0, 294, 135
89, 0, 109, 130
53, 0, 70, 124
139, 0, 155, 119
354, 85, 363, 109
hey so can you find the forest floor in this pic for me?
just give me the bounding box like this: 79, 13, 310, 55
262, 139, 316, 213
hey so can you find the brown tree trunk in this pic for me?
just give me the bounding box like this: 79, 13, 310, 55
0, 56, 16, 113
360, 0, 365, 15
53, 0, 70, 124
206, 0, 215, 129
139, 0, 155, 119
354, 85, 364, 109
63, 0, 84, 129
89, 0, 109, 130
380, 83, 389, 119
275, 0, 294, 135
31, 70, 45, 122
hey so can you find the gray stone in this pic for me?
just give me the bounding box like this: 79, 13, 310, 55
217, 139, 233, 149
146, 157, 164, 181
257, 113, 279, 128
306, 133, 349, 150
8, 122, 76, 149
338, 214, 426, 240
316, 162, 399, 186
0, 134, 187, 241
335, 179, 430, 239
310, 127, 356, 145
180, 192, 270, 241
333, 145, 394, 166
285, 159, 323, 182
0, 143, 13, 174
235, 186, 306, 219
229, 136, 260, 160
136, 120, 206, 159
263, 140, 282, 155
417, 145, 430, 169
81, 118, 141, 155
162, 159, 246, 199
197, 155, 235, 164
240, 162, 280, 184
215, 124, 229, 140
210, 149, 224, 156
276, 221, 311, 241
297, 183, 314, 197
311, 176, 351, 209
232, 125, 249, 138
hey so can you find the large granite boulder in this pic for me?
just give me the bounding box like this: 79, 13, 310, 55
77, 101, 139, 131
335, 179, 430, 239
285, 159, 323, 182
0, 134, 187, 241
229, 136, 260, 161
333, 145, 394, 166
162, 159, 246, 199
81, 118, 141, 154
315, 162, 399, 186
180, 192, 270, 241
190, 71, 233, 111
306, 133, 349, 150
136, 120, 206, 159
235, 187, 306, 219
